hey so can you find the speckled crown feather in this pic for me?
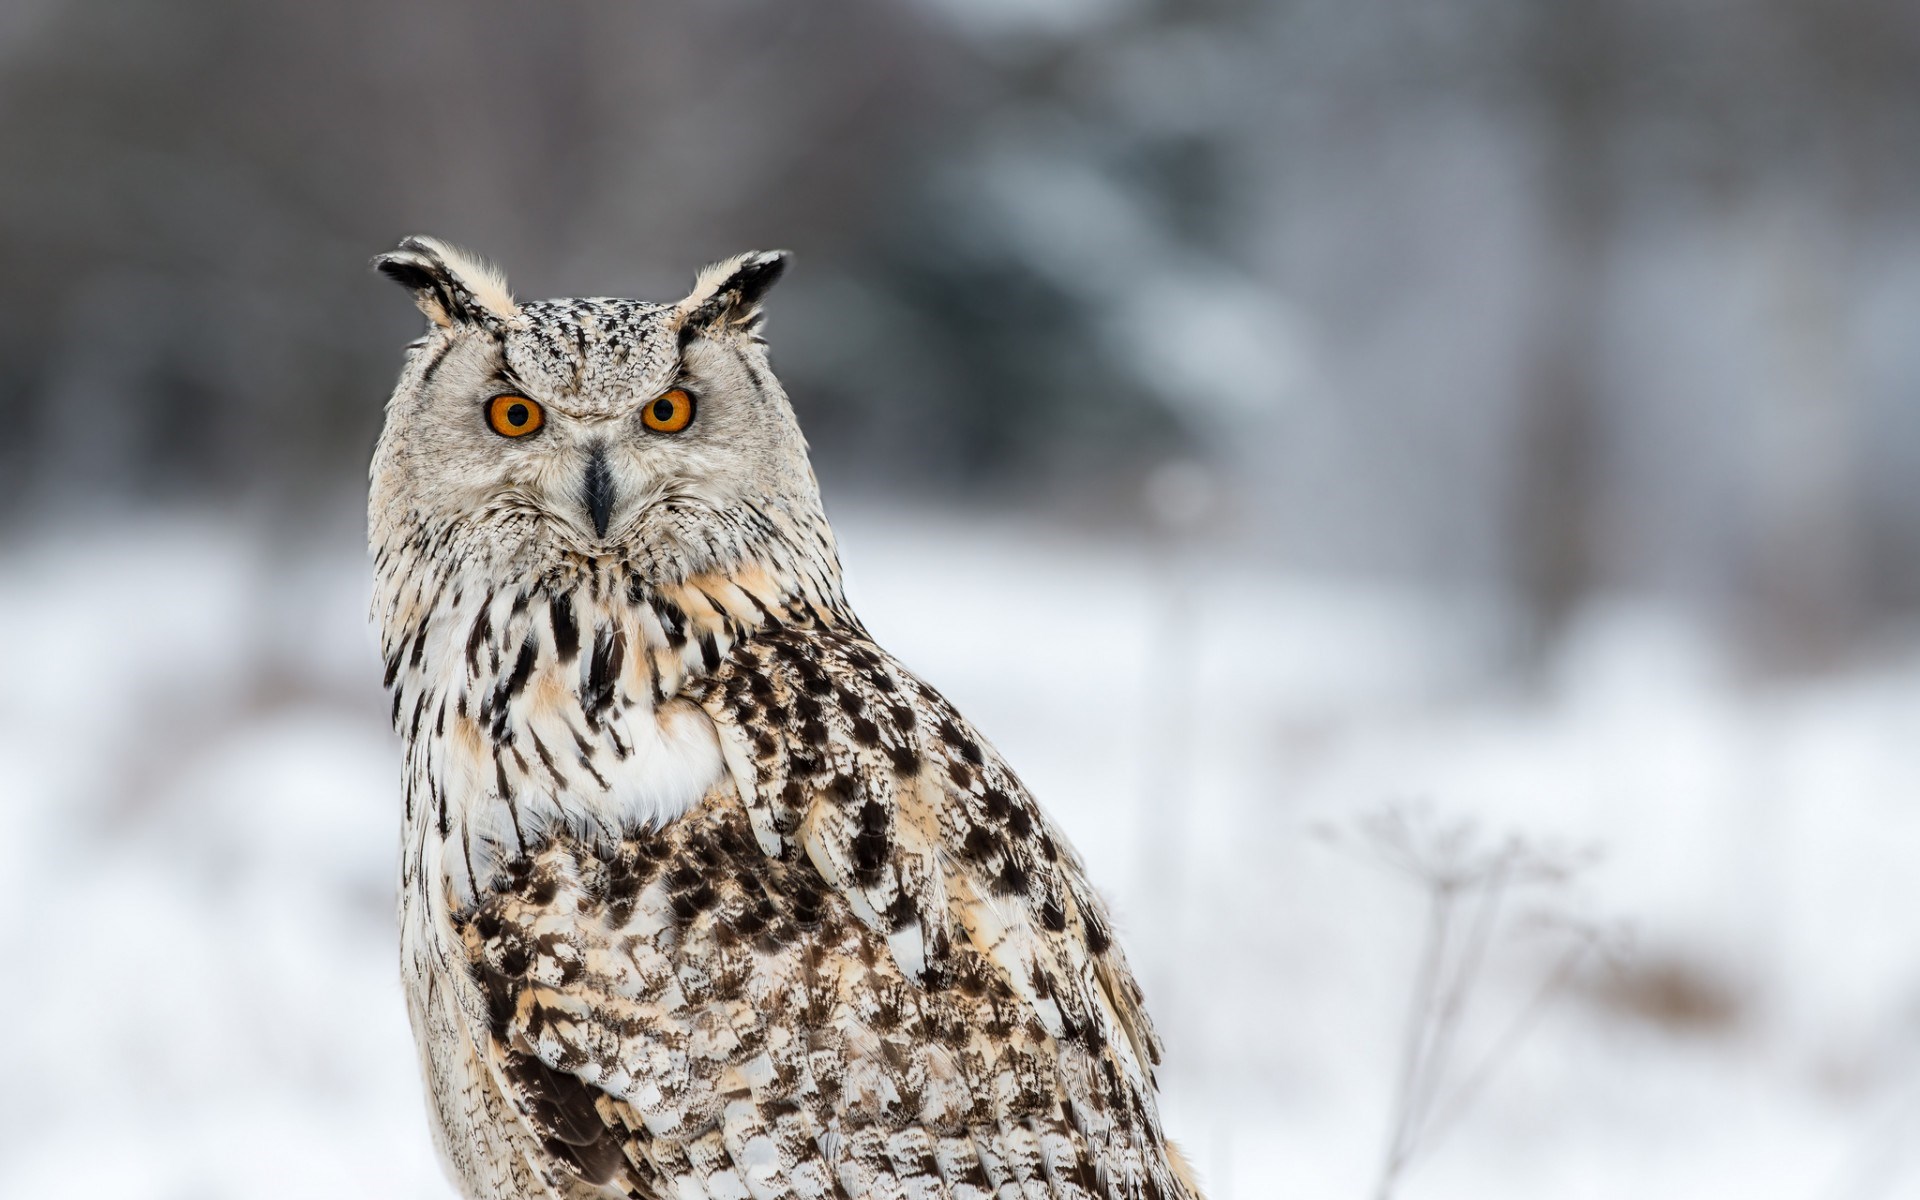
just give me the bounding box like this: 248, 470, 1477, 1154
501, 299, 679, 419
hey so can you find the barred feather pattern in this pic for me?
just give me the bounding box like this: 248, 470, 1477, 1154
377, 502, 1198, 1200
369, 241, 1200, 1200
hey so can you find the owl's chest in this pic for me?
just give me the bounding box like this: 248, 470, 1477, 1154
387, 572, 779, 999
397, 678, 740, 1146
416, 682, 732, 903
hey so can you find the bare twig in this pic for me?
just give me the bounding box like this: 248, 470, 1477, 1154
1407, 856, 1510, 1152
1421, 931, 1598, 1155
1376, 881, 1458, 1197
1332, 805, 1609, 1200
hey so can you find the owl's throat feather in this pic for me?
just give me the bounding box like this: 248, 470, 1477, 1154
377, 515, 849, 909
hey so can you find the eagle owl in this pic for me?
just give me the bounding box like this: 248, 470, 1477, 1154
368, 237, 1201, 1200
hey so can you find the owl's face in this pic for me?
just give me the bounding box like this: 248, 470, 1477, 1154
370, 239, 821, 578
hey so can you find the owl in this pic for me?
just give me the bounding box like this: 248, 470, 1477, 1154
368, 236, 1202, 1200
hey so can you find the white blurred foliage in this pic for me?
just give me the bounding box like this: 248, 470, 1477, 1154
2, 513, 1918, 1199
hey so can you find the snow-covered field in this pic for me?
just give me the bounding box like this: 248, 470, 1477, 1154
3, 509, 1917, 1200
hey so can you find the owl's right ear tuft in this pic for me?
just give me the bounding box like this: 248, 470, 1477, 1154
672, 250, 792, 341
372, 236, 518, 329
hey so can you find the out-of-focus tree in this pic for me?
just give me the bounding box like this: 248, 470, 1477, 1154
4, 0, 1920, 669
1508, 0, 1615, 676
0, 0, 953, 512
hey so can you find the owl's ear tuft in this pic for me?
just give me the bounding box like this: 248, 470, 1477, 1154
373, 236, 518, 329
673, 250, 791, 341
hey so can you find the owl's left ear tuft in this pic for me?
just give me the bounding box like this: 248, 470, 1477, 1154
673, 250, 791, 341
373, 236, 519, 329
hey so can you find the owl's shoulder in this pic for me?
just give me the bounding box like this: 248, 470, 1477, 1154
694, 619, 1164, 1074
447, 611, 1193, 1199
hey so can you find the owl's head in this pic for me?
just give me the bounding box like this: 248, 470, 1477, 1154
369, 236, 828, 585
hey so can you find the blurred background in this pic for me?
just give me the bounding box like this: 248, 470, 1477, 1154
3, 1, 1918, 1196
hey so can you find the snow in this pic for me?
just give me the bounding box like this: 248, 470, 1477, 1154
2, 509, 1916, 1199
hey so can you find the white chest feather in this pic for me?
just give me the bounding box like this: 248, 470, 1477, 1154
565, 696, 724, 826
427, 691, 727, 908
388, 571, 773, 910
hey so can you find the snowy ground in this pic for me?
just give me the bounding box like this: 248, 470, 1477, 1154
3, 508, 1917, 1200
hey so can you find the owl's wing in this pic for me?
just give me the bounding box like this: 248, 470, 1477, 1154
462, 618, 1194, 1200
695, 620, 1189, 1197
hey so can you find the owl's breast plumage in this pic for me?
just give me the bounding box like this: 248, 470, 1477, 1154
370, 240, 1197, 1200
378, 533, 1196, 1200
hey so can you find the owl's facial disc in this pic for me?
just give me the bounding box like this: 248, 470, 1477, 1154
374, 240, 815, 572
474, 380, 714, 548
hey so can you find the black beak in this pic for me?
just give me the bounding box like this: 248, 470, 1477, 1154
583, 444, 615, 538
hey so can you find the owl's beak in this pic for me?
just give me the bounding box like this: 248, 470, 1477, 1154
582, 443, 616, 539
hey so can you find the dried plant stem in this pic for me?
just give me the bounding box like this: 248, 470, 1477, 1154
1409, 863, 1510, 1147
1376, 885, 1459, 1199
1347, 809, 1602, 1200
1421, 937, 1591, 1155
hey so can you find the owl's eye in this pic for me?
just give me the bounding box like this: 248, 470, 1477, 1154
487, 394, 544, 438
642, 388, 695, 434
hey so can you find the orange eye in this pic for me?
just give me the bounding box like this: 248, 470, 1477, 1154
487, 394, 544, 438
642, 388, 695, 433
